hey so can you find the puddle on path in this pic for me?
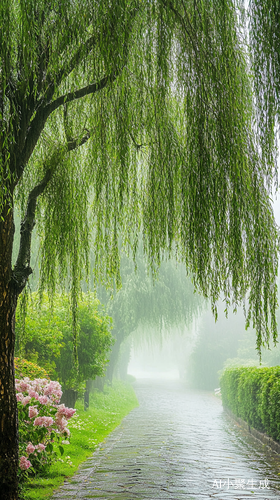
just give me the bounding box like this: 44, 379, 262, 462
51, 379, 280, 499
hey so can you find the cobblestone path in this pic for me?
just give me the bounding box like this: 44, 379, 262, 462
51, 379, 280, 499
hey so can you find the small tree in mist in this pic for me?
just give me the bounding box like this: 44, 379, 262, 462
0, 1, 279, 497
15, 293, 113, 405
100, 253, 203, 381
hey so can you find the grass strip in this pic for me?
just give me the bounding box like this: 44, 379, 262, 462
22, 380, 138, 500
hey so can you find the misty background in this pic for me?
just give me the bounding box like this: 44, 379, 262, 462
14, 196, 280, 391
125, 197, 280, 388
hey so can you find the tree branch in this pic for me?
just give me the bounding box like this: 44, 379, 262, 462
11, 130, 91, 294
48, 74, 112, 116
42, 34, 99, 105
18, 72, 116, 184
128, 130, 147, 150
15, 3, 140, 183
11, 32, 98, 178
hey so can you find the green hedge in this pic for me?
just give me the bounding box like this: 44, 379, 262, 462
220, 366, 280, 442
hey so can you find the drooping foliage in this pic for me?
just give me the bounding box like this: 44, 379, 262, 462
102, 252, 202, 338
1, 0, 277, 353
249, 0, 280, 169
98, 251, 203, 379
1, 1, 280, 496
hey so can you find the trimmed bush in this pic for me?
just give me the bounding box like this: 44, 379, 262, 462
15, 358, 50, 380
220, 366, 280, 441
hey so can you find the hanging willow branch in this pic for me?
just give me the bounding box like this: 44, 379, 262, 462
0, 0, 278, 355
249, 0, 280, 178
12, 131, 91, 294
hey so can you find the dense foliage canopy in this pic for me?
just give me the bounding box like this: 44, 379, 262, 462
1, 0, 278, 349
16, 293, 113, 389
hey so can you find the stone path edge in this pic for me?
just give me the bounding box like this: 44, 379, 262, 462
224, 406, 280, 455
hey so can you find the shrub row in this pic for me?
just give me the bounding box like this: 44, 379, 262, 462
220, 366, 280, 442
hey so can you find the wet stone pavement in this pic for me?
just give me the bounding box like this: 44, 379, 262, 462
52, 379, 280, 499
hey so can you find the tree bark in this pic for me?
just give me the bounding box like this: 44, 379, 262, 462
117, 341, 131, 381
92, 376, 105, 392
0, 133, 95, 499
60, 389, 78, 409
84, 379, 94, 410
106, 336, 123, 383
0, 204, 19, 499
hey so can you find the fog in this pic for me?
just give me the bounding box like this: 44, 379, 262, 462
123, 193, 280, 389
124, 189, 280, 388
128, 324, 198, 380
126, 296, 280, 390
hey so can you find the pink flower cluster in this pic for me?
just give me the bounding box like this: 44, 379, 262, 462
28, 406, 38, 419
17, 377, 76, 474
20, 442, 47, 470
19, 456, 32, 471
16, 394, 31, 405
56, 404, 76, 420
26, 442, 46, 455
55, 405, 75, 435
43, 380, 62, 402
34, 416, 54, 428
15, 377, 62, 404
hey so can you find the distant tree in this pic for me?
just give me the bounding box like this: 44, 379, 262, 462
16, 293, 113, 405
101, 252, 203, 381
0, 1, 279, 497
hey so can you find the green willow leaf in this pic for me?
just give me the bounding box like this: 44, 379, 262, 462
0, 0, 278, 357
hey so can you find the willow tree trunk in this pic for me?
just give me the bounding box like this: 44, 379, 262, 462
0, 205, 19, 499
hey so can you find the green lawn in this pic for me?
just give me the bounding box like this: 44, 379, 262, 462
22, 381, 138, 500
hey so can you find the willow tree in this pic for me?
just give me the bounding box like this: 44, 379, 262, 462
100, 252, 203, 381
0, 0, 279, 498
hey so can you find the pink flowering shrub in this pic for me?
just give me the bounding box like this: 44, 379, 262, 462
17, 377, 75, 478
19, 456, 32, 471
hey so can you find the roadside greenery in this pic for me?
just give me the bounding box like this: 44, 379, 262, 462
17, 378, 76, 482
15, 359, 50, 381
220, 367, 280, 441
22, 381, 138, 500
16, 293, 113, 392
